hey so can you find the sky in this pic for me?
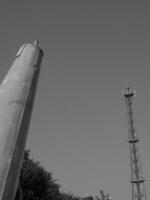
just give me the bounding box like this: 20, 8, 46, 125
0, 1, 150, 199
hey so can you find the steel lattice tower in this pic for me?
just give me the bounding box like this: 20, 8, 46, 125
123, 87, 147, 200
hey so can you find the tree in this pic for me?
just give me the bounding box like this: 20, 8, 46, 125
17, 150, 60, 200
95, 190, 111, 200
16, 150, 108, 200
58, 192, 80, 200
16, 150, 80, 200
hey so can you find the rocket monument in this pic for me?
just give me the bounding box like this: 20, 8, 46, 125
0, 41, 43, 200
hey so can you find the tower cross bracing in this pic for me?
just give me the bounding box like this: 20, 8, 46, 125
123, 87, 147, 200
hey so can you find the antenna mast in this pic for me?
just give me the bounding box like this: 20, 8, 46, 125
123, 87, 147, 200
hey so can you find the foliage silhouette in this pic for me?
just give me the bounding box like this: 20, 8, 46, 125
16, 150, 80, 200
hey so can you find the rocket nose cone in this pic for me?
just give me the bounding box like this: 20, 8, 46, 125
33, 40, 39, 46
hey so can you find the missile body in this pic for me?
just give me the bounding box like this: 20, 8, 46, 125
0, 42, 43, 200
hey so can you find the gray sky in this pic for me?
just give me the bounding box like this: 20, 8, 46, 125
0, 1, 150, 199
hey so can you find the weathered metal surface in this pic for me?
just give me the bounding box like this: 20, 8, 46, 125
0, 42, 43, 200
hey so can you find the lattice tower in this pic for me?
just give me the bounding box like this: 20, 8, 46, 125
123, 87, 147, 200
